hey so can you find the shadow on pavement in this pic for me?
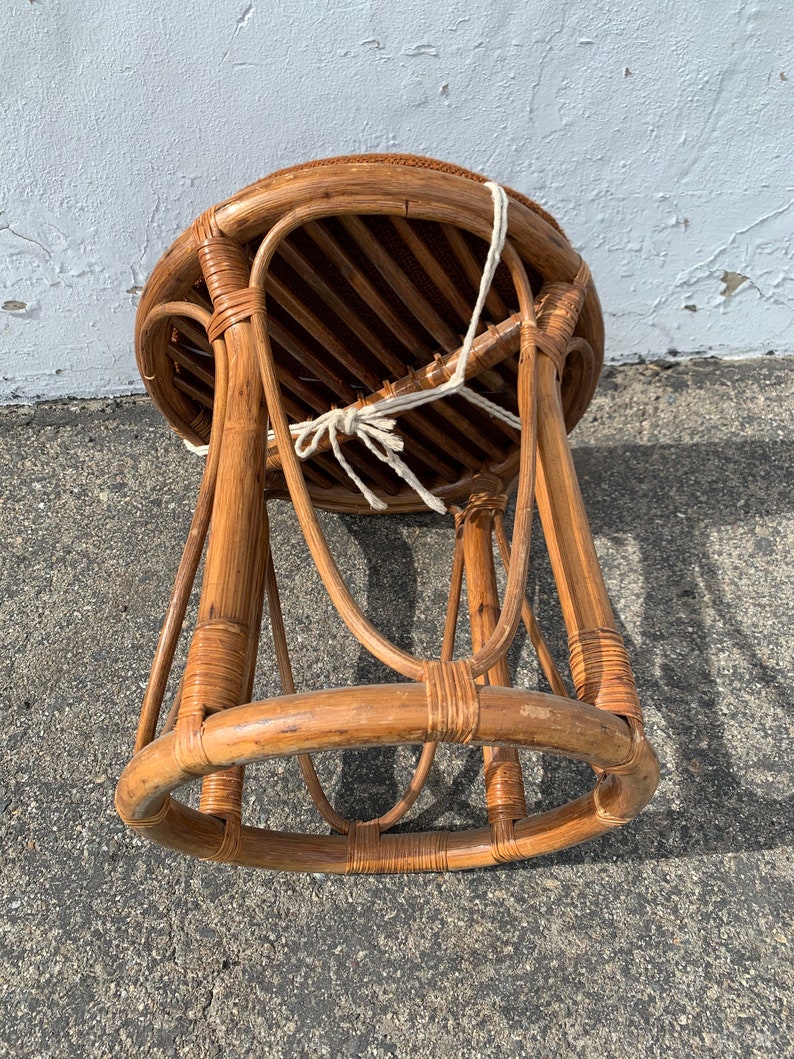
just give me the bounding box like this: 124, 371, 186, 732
329, 437, 793, 864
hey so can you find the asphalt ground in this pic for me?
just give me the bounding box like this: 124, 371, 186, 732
1, 356, 792, 1058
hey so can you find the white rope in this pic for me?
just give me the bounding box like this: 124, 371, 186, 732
183, 439, 209, 455
185, 182, 520, 514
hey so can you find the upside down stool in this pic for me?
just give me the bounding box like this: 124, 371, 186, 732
115, 154, 659, 872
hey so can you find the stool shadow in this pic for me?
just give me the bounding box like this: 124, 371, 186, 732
333, 514, 488, 829
331, 517, 419, 823
532, 436, 793, 866
328, 438, 793, 863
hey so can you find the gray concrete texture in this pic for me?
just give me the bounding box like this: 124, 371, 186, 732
0, 357, 792, 1058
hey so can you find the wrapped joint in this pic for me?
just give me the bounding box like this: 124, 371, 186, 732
346, 822, 448, 874
207, 287, 268, 342
194, 222, 251, 299
568, 627, 643, 723
574, 259, 592, 293
490, 818, 523, 863
522, 323, 565, 378
593, 775, 634, 826
173, 713, 213, 775
536, 284, 585, 348
199, 764, 245, 821
174, 620, 249, 774
115, 794, 171, 831
454, 472, 508, 527
345, 819, 381, 873
607, 719, 648, 776
181, 619, 249, 719
484, 753, 528, 823
424, 658, 480, 743
191, 207, 221, 244
471, 471, 504, 497
531, 264, 591, 377
457, 491, 509, 525
201, 816, 243, 863
186, 407, 212, 444
465, 472, 509, 518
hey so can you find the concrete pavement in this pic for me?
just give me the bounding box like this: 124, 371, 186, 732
1, 356, 792, 1058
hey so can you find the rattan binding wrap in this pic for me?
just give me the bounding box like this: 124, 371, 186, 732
116, 155, 658, 873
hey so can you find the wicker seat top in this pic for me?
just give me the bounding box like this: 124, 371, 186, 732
136, 154, 604, 513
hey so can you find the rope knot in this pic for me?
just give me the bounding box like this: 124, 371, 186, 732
340, 405, 361, 437
293, 402, 444, 513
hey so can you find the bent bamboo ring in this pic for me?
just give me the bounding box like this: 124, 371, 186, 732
116, 683, 659, 873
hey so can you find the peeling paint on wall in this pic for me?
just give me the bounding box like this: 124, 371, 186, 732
0, 0, 792, 403
720, 272, 749, 298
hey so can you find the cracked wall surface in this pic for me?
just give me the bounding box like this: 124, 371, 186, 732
1, 0, 792, 401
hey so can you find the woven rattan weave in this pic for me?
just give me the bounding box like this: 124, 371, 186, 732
115, 155, 659, 872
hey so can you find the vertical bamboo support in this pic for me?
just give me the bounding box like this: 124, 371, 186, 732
173, 232, 270, 829
461, 477, 528, 846
533, 353, 644, 733
196, 326, 269, 821
534, 355, 614, 635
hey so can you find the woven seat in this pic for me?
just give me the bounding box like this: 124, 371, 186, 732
115, 154, 658, 872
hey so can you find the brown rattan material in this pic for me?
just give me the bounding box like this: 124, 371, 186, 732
115, 155, 658, 872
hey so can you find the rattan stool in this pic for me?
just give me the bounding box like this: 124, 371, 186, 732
115, 155, 659, 872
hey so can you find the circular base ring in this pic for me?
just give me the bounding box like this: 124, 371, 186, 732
116, 683, 659, 873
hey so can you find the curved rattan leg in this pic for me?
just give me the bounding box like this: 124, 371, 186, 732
458, 476, 528, 856
133, 304, 229, 753
264, 539, 439, 835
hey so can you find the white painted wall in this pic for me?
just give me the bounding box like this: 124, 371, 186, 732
1, 0, 792, 402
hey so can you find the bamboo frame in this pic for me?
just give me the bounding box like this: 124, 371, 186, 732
116, 155, 658, 873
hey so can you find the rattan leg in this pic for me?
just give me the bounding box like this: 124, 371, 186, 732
459, 478, 528, 861
172, 246, 270, 854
